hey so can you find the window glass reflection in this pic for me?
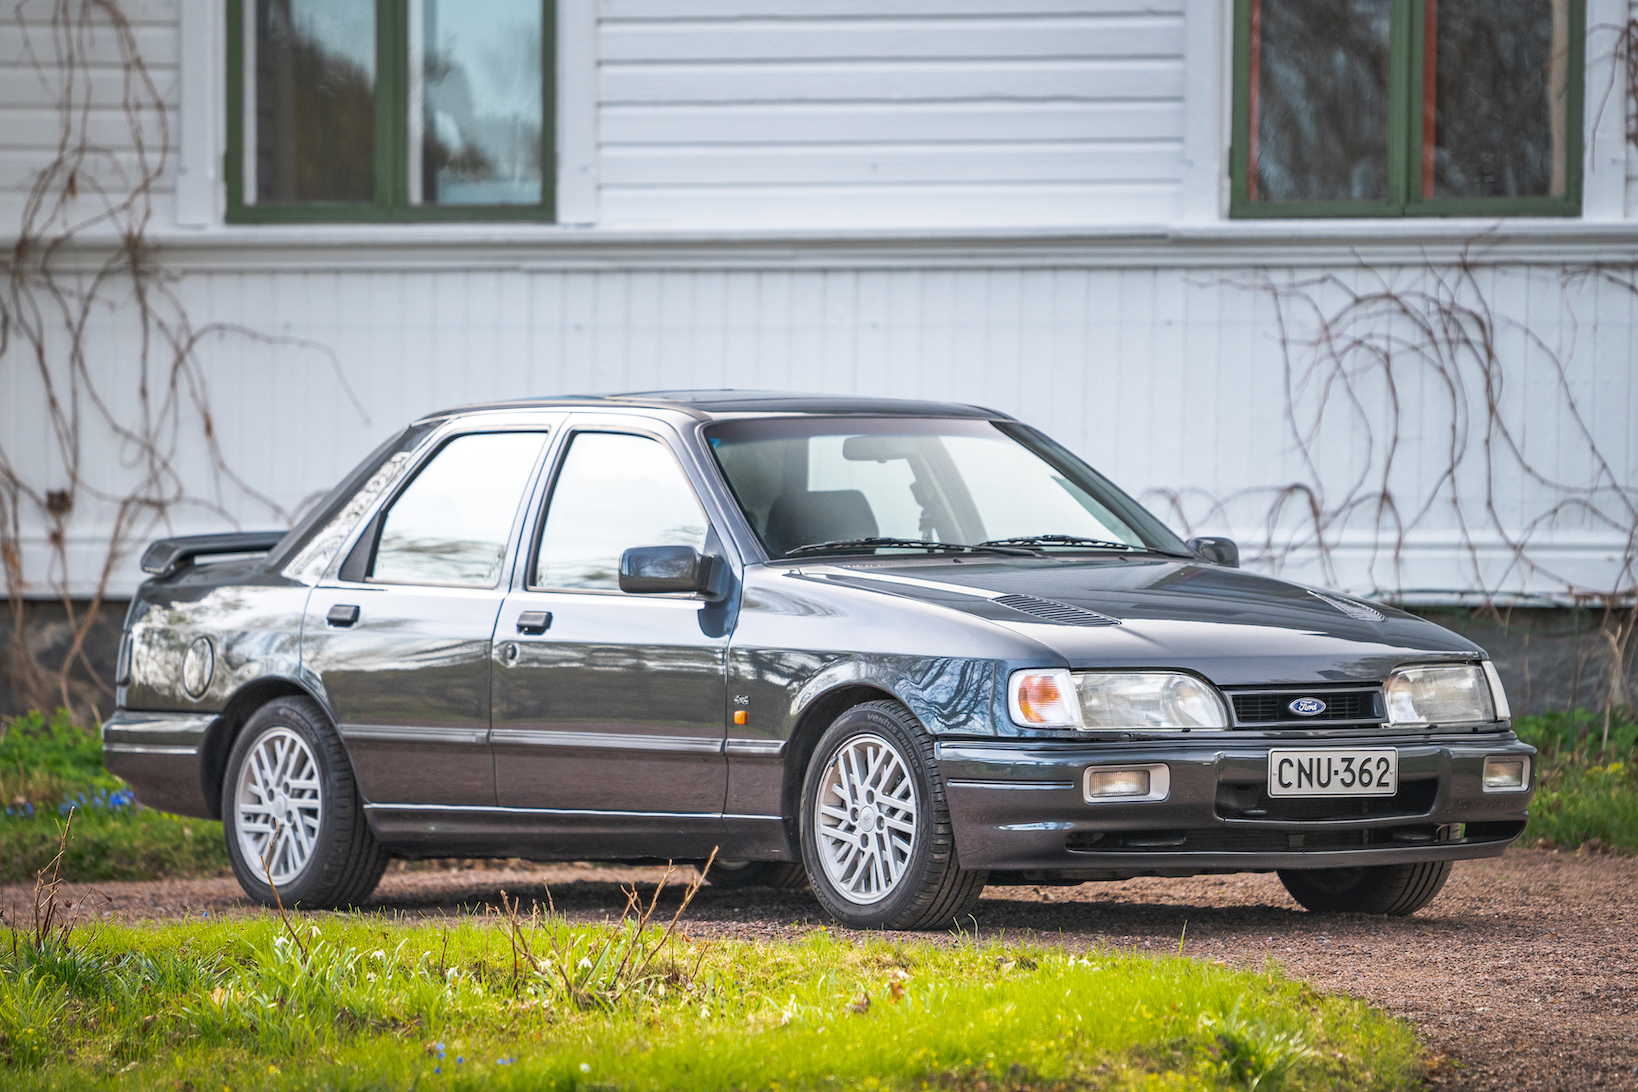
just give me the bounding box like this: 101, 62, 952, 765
409, 0, 544, 206
372, 433, 545, 587
535, 434, 710, 591
1249, 0, 1391, 203
1429, 0, 1569, 199
250, 0, 376, 204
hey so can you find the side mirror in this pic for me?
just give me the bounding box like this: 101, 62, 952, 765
1186, 536, 1240, 568
619, 545, 721, 597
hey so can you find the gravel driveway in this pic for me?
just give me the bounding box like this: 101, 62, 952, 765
5, 848, 1634, 1091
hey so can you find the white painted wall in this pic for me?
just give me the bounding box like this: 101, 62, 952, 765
8, 249, 1635, 602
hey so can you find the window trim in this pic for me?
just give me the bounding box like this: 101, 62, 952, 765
525, 427, 719, 597
1229, 0, 1584, 219
224, 0, 557, 224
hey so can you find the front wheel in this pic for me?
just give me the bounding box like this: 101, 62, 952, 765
799, 700, 986, 930
222, 696, 387, 910
1278, 861, 1452, 916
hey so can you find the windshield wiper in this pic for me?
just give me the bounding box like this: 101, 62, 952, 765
978, 534, 1136, 550
783, 537, 1037, 558
976, 535, 1195, 559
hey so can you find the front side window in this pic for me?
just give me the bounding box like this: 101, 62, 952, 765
1232, 0, 1582, 217
370, 432, 546, 587
534, 433, 712, 591
705, 418, 1189, 560
228, 0, 554, 222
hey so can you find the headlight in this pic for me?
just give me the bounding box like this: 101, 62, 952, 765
1009, 669, 1229, 730
1385, 664, 1495, 726
1073, 672, 1228, 730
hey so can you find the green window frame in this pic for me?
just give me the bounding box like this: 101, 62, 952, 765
1230, 0, 1583, 218
226, 0, 557, 224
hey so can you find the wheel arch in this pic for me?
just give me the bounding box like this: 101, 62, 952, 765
779, 682, 916, 850
200, 676, 326, 819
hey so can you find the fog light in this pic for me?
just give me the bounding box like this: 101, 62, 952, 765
1481, 756, 1529, 792
1083, 764, 1169, 803
1087, 769, 1150, 797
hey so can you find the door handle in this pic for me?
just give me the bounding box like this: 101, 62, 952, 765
327, 604, 360, 628
516, 610, 552, 635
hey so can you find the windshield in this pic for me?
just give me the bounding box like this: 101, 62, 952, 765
704, 417, 1189, 559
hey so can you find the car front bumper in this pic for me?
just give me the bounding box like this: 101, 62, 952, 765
937, 732, 1535, 876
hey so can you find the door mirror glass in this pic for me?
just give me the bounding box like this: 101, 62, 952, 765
534, 433, 711, 591
370, 431, 545, 586
1187, 536, 1240, 568
619, 545, 710, 595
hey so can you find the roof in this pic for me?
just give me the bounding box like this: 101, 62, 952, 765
421, 389, 1011, 421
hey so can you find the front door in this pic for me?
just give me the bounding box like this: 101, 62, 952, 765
491, 428, 731, 831
304, 429, 549, 806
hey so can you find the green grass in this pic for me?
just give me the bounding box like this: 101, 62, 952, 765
1, 711, 229, 883
0, 913, 1424, 1091
1514, 708, 1638, 852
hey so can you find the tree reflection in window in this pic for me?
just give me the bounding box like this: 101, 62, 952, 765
252, 0, 375, 203
1248, 0, 1392, 204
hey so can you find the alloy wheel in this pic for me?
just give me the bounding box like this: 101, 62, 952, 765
812, 733, 918, 903
233, 725, 323, 888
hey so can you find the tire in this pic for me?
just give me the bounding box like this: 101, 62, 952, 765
700, 860, 809, 891
799, 700, 987, 930
1278, 860, 1453, 916
221, 696, 388, 910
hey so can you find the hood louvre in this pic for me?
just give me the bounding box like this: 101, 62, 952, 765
993, 594, 1119, 627
1308, 591, 1385, 622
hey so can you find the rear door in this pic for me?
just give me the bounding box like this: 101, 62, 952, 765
303, 428, 551, 806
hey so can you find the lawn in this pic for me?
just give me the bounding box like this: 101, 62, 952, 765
1, 711, 229, 883
0, 891, 1424, 1091
1513, 709, 1638, 852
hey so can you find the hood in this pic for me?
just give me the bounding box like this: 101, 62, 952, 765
799, 555, 1483, 687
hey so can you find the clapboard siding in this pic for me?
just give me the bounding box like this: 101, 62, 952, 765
598, 2, 1187, 227
0, 3, 176, 221
10, 260, 1635, 600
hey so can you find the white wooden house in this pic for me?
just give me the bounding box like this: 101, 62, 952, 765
3, 0, 1636, 606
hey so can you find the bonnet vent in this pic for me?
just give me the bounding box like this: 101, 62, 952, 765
1309, 591, 1385, 622
994, 594, 1119, 627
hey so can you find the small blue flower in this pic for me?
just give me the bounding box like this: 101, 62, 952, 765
456, 1056, 463, 1065
434, 1067, 441, 1074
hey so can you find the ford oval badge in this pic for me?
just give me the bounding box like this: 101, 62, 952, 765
1289, 697, 1327, 717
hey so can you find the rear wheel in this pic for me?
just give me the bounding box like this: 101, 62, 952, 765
1278, 861, 1452, 916
799, 700, 986, 930
222, 696, 387, 910
700, 860, 808, 890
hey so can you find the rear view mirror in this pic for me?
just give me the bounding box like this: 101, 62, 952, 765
1187, 537, 1240, 568
620, 545, 719, 596
841, 435, 918, 462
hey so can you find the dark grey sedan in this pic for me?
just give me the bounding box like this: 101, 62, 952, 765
105, 392, 1534, 929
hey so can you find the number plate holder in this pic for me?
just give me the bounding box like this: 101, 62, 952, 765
1267, 748, 1398, 797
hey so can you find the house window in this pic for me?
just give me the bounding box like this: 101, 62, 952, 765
227, 0, 555, 222
1231, 0, 1583, 217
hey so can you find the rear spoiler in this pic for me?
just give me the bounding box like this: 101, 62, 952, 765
139, 531, 288, 579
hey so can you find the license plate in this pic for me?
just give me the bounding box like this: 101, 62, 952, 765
1268, 748, 1397, 797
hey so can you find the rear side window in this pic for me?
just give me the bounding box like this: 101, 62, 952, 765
370, 432, 546, 587
533, 433, 710, 591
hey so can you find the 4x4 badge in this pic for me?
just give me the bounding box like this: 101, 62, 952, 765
1289, 697, 1327, 716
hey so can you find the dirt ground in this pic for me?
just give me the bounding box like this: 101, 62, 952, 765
5, 847, 1634, 1091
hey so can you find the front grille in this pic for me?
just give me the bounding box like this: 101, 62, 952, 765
1230, 688, 1384, 726
993, 594, 1119, 627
